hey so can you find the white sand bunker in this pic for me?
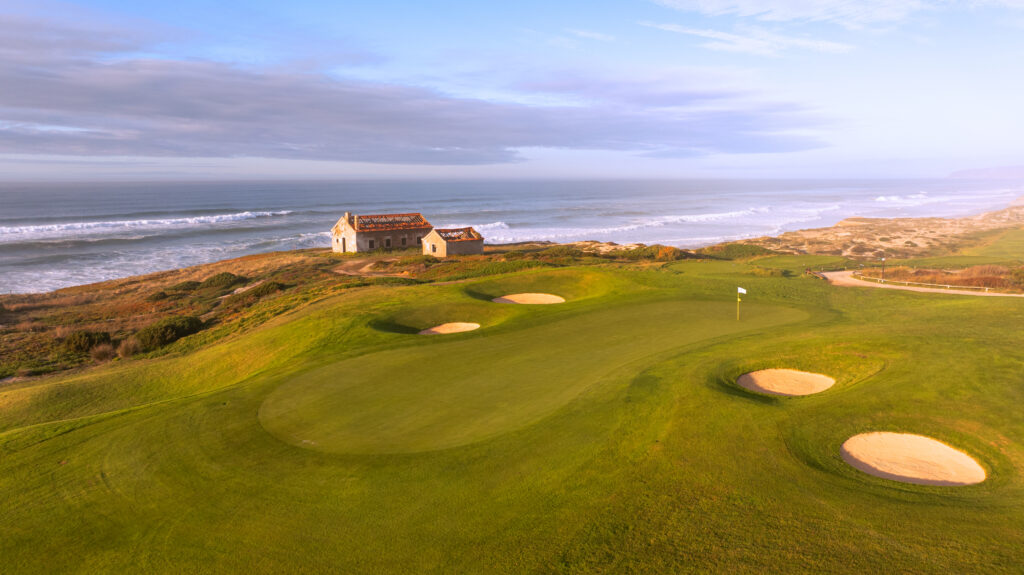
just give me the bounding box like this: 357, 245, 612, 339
841, 432, 986, 486
492, 293, 565, 304
736, 369, 835, 396
418, 322, 480, 335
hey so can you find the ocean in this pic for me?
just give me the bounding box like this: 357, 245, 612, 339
1, 179, 1021, 294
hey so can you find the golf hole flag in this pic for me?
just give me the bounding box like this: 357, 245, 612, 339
736, 287, 746, 320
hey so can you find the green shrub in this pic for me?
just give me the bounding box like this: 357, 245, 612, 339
169, 280, 200, 292
198, 272, 244, 290
134, 316, 204, 351
145, 291, 169, 302
397, 254, 441, 267
617, 245, 661, 260
1012, 267, 1024, 287
198, 272, 242, 290
62, 330, 111, 353
225, 282, 287, 306
501, 250, 532, 260
697, 243, 777, 260
749, 267, 793, 278
247, 281, 285, 298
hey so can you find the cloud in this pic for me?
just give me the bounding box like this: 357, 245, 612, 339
652, 0, 1024, 28
642, 21, 853, 56
652, 0, 930, 28
0, 14, 828, 164
565, 28, 616, 41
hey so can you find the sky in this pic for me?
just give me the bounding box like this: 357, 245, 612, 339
1, 0, 1023, 180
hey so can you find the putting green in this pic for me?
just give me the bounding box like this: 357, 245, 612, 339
259, 300, 806, 454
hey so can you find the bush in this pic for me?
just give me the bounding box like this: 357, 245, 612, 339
225, 281, 286, 306
145, 291, 169, 302
617, 245, 660, 260
134, 315, 204, 351
198, 273, 244, 290
90, 343, 116, 362
397, 254, 441, 267
1012, 267, 1024, 287
169, 280, 201, 292
697, 243, 777, 260
749, 267, 793, 278
117, 338, 140, 358
250, 281, 285, 298
655, 245, 687, 261
63, 330, 111, 353
501, 250, 532, 260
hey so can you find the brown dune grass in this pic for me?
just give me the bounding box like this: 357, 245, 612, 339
861, 265, 1024, 291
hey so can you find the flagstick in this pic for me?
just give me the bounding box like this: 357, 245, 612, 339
736, 296, 740, 321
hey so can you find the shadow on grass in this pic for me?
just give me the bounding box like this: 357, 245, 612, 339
463, 288, 499, 302
707, 372, 779, 405
367, 319, 421, 335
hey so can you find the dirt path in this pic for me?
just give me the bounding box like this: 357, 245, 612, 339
332, 258, 409, 278
822, 271, 1024, 297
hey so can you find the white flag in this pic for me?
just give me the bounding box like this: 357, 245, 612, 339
737, 287, 747, 294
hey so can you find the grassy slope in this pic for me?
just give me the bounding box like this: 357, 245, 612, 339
2, 250, 1024, 573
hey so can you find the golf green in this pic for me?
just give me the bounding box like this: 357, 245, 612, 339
260, 300, 805, 453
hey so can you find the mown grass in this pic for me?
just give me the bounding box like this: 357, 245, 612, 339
2, 250, 1024, 573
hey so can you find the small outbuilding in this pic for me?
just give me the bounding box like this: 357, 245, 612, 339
422, 227, 485, 257
331, 212, 433, 253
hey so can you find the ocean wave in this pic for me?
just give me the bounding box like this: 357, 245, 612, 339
445, 209, 771, 242
874, 193, 930, 203
0, 210, 294, 241
473, 221, 511, 231
467, 208, 774, 244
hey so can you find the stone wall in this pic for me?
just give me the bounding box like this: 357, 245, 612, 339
331, 225, 430, 253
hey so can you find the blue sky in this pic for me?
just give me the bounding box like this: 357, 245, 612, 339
1, 0, 1023, 179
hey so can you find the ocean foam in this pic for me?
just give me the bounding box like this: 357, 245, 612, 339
445, 208, 774, 244
0, 210, 293, 242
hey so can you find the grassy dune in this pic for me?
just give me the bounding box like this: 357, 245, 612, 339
2, 243, 1024, 573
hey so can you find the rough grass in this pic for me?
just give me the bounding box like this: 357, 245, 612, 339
2, 254, 1024, 573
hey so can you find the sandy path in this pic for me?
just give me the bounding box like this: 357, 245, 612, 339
736, 369, 834, 396
418, 322, 480, 335
333, 258, 409, 278
823, 271, 1024, 297
492, 293, 565, 304
841, 432, 986, 486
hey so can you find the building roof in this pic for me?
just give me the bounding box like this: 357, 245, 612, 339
353, 213, 432, 231
434, 227, 483, 242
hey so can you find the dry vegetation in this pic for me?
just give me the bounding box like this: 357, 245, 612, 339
0, 249, 362, 379
860, 264, 1024, 291
738, 202, 1024, 259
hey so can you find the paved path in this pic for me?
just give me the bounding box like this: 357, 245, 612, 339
822, 271, 1024, 298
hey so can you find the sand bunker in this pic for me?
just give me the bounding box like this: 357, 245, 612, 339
492, 293, 565, 304
418, 322, 480, 335
736, 369, 835, 396
841, 432, 986, 486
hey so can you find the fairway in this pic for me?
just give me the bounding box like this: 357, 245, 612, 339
260, 300, 805, 453
3, 258, 1024, 574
